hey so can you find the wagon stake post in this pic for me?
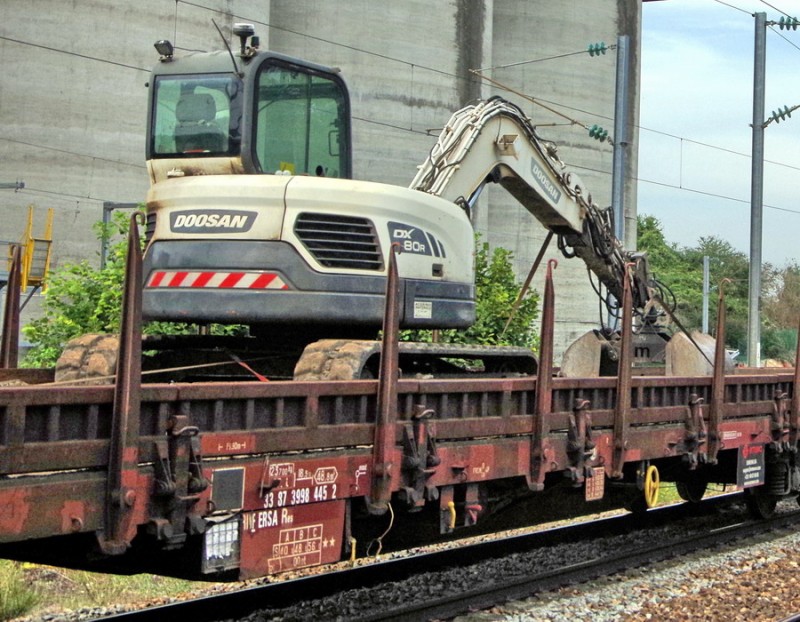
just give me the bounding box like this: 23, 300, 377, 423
708, 279, 731, 464
369, 244, 402, 514
0, 244, 22, 368
531, 259, 557, 490
97, 212, 144, 555
611, 263, 634, 478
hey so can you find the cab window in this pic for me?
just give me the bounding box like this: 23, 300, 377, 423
152, 74, 242, 156
254, 63, 349, 178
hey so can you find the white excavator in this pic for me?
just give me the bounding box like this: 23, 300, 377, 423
58, 24, 713, 382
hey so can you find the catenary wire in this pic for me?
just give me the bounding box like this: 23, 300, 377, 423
760, 0, 792, 18
2, 0, 799, 218
1, 1, 792, 175
711, 0, 755, 15
0, 138, 144, 171
475, 46, 617, 73
0, 34, 149, 72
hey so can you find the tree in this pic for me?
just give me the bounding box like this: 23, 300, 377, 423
762, 262, 800, 363
685, 236, 751, 353
22, 212, 134, 367
636, 215, 696, 328
637, 214, 794, 362
763, 262, 800, 329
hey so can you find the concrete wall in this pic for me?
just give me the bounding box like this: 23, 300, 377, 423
483, 0, 642, 353
0, 0, 640, 358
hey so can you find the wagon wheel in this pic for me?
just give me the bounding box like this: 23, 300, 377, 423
744, 486, 779, 519
676, 478, 707, 504
643, 465, 660, 508
626, 465, 661, 514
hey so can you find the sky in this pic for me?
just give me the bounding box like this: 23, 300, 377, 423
640, 0, 800, 267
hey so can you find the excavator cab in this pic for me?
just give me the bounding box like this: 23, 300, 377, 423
141, 27, 476, 352
146, 37, 352, 181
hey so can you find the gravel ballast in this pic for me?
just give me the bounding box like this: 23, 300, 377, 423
459, 525, 800, 621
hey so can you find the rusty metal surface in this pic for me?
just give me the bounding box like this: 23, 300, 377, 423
0, 245, 800, 575
3, 211, 800, 580
0, 245, 22, 368
0, 473, 107, 540
611, 265, 634, 477
371, 244, 401, 512
0, 367, 796, 553
792, 318, 800, 447
2, 372, 798, 470
531, 259, 556, 489
708, 280, 729, 463
0, 369, 54, 384
99, 213, 144, 555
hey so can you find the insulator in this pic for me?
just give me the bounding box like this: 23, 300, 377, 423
588, 124, 608, 142
587, 42, 607, 57
771, 105, 793, 124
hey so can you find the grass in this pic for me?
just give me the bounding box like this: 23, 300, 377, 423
0, 563, 39, 621
657, 482, 683, 506
657, 481, 734, 507
0, 560, 207, 620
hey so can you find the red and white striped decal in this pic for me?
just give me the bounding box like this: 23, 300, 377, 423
146, 271, 289, 290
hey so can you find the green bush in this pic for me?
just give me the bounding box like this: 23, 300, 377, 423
22, 212, 134, 367
22, 212, 240, 368
402, 238, 540, 351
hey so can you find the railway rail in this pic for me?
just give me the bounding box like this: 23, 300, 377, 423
90, 496, 798, 622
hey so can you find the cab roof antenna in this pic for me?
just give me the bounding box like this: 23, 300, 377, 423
211, 19, 242, 78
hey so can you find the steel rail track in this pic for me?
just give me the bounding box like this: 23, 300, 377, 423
97, 495, 797, 622
365, 509, 800, 621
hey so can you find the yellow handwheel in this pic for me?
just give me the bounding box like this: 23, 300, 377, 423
644, 465, 660, 508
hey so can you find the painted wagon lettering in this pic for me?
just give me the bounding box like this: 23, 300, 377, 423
269, 463, 296, 488
252, 507, 294, 531
257, 509, 279, 529
472, 463, 491, 477
214, 435, 253, 453
313, 484, 337, 501
313, 466, 338, 484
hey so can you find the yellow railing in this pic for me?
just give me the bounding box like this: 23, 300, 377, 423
5, 206, 53, 292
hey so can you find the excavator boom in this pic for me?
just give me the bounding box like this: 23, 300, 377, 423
410, 97, 651, 314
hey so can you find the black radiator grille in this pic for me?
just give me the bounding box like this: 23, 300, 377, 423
294, 213, 383, 270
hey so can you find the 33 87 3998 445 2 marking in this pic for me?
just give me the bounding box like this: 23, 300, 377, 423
263, 484, 338, 509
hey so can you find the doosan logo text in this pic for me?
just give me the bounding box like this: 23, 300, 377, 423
170, 210, 256, 233
530, 160, 561, 204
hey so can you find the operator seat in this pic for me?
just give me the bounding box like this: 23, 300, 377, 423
174, 93, 226, 153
